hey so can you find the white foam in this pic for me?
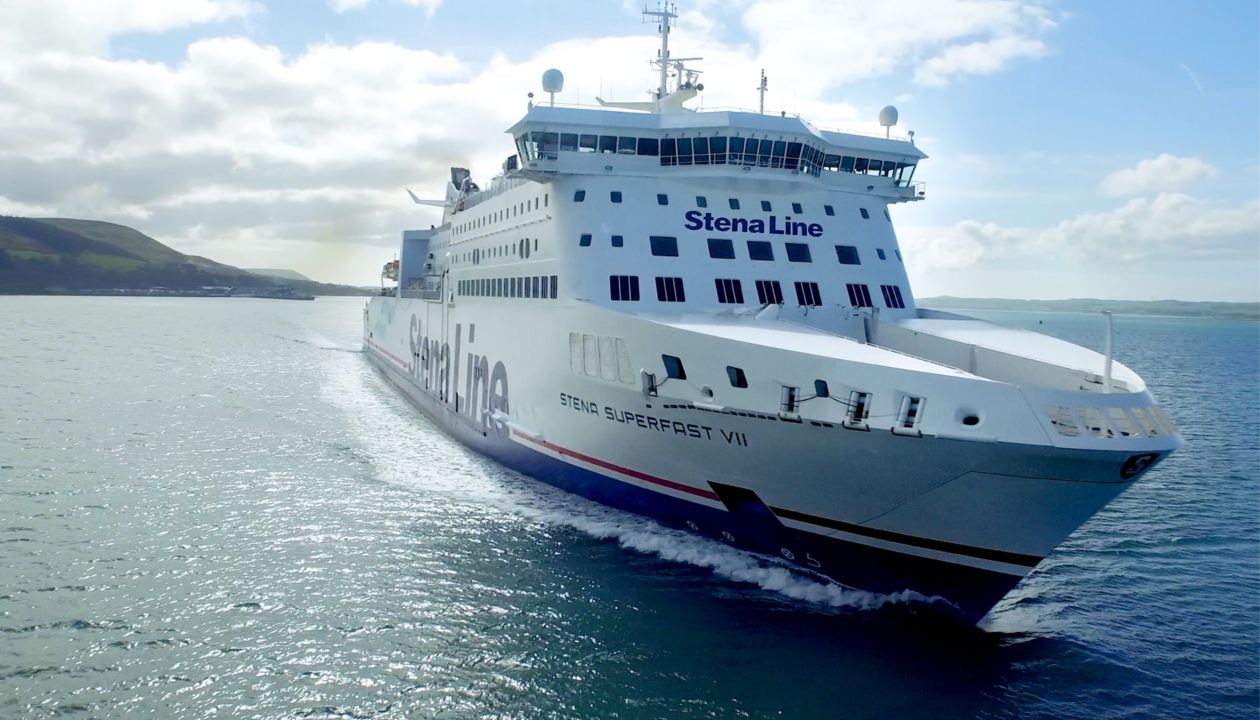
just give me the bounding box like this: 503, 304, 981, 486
321, 352, 927, 613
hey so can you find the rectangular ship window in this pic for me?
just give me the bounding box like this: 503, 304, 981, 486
657, 193, 669, 206
727, 366, 748, 388
611, 235, 624, 247
835, 245, 860, 265
610, 191, 622, 203
794, 281, 822, 306
650, 236, 679, 257
708, 238, 735, 259
846, 283, 873, 308
785, 243, 812, 263
747, 240, 774, 261
859, 207, 870, 219
655, 276, 686, 302
755, 279, 783, 304
609, 275, 640, 301
715, 278, 744, 304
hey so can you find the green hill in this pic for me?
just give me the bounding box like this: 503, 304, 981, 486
0, 216, 371, 296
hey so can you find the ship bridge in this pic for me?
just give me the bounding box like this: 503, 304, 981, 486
505, 106, 926, 204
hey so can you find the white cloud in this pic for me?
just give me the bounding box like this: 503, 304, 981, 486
0, 0, 258, 55
901, 193, 1259, 274
1101, 153, 1218, 197
741, 0, 1058, 90
328, 0, 442, 16
0, 0, 1065, 284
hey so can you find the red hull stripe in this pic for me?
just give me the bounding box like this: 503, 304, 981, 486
513, 432, 720, 500
514, 433, 1043, 568
367, 340, 409, 371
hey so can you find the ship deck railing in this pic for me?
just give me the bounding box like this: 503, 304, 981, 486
530, 100, 915, 142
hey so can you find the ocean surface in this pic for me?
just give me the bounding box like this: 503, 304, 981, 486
1, 296, 1256, 720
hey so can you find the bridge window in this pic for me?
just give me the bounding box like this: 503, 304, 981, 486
835, 245, 860, 265
579, 134, 597, 152
715, 278, 744, 304
599, 135, 618, 154
708, 238, 735, 259
747, 241, 774, 261
846, 283, 873, 308
655, 276, 686, 302
618, 136, 636, 154
727, 366, 748, 388
560, 133, 578, 151
786, 243, 812, 263
650, 236, 679, 257
609, 275, 640, 301
755, 279, 783, 304
794, 281, 822, 307
550, 275, 558, 298
660, 138, 676, 165
657, 193, 669, 206
637, 137, 659, 156
711, 137, 727, 163
610, 191, 622, 203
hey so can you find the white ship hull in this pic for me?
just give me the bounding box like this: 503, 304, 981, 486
364, 295, 1175, 621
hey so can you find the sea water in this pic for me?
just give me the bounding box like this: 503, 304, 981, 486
1, 296, 1256, 719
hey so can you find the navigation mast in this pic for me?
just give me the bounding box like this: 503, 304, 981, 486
644, 4, 677, 99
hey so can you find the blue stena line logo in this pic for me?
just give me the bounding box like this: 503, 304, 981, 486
683, 210, 823, 237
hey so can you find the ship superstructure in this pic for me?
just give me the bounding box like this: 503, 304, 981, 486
363, 8, 1181, 622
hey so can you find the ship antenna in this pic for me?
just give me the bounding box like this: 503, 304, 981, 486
757, 68, 768, 114
644, 3, 677, 99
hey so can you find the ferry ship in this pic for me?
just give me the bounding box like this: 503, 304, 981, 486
363, 8, 1182, 622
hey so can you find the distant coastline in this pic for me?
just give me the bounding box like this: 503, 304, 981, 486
920, 296, 1259, 321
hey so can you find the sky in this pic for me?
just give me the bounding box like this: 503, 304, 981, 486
0, 0, 1256, 300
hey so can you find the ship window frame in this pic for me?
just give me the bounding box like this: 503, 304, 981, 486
727, 366, 748, 389
714, 277, 745, 304
654, 276, 686, 303
794, 281, 822, 307
707, 238, 735, 259
611, 234, 624, 248
695, 195, 708, 208
579, 233, 592, 247
755, 279, 783, 304
785, 242, 812, 263
747, 240, 774, 261
792, 202, 803, 214
729, 198, 740, 210
876, 248, 887, 260
610, 191, 623, 204
860, 207, 870, 219
662, 354, 687, 380
824, 204, 835, 216
637, 137, 659, 156
761, 200, 772, 212
649, 235, 679, 257
579, 134, 598, 152
657, 193, 669, 206
835, 245, 860, 265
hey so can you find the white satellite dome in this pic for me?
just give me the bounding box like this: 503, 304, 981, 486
878, 105, 899, 127
542, 69, 565, 94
